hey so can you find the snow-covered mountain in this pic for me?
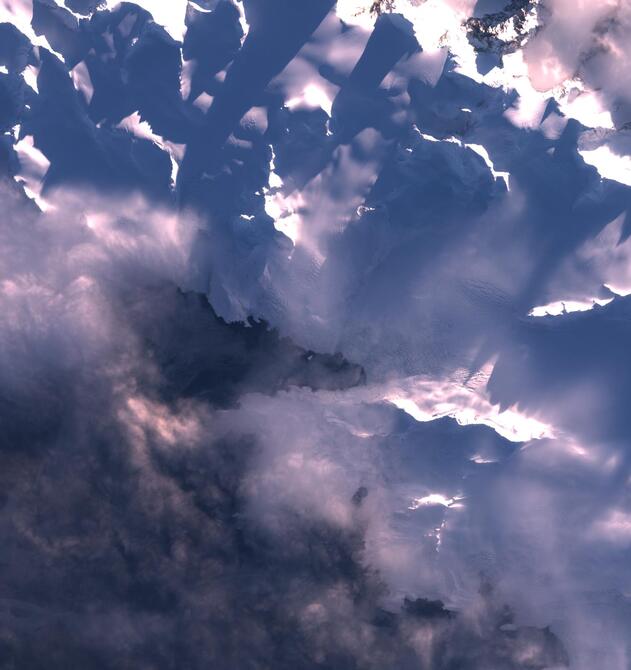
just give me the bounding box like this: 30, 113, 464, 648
1, 1, 631, 668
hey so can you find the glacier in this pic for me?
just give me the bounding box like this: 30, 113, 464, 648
1, 1, 631, 668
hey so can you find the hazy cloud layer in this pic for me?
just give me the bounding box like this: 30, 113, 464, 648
1, 1, 631, 668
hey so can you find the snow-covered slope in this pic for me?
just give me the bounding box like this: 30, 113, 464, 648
1, 1, 631, 668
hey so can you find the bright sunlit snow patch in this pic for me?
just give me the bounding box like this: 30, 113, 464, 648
562, 214, 631, 299
236, 0, 249, 41
117, 111, 162, 143
286, 84, 333, 116
117, 112, 184, 186
470, 454, 496, 464
555, 82, 614, 130
70, 61, 94, 105
484, 51, 548, 128
22, 64, 39, 94
605, 283, 631, 298
188, 1, 212, 11
529, 297, 614, 317
14, 134, 52, 211
466, 143, 510, 189
334, 0, 377, 30
483, 52, 614, 131
417, 130, 510, 187
49, 0, 84, 20
264, 146, 301, 246
386, 371, 555, 443
579, 146, 631, 187
0, 0, 66, 62
264, 189, 303, 246
105, 0, 188, 40
335, 0, 479, 80
409, 494, 463, 509
180, 58, 194, 100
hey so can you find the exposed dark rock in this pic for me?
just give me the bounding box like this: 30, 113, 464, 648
466, 0, 539, 56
